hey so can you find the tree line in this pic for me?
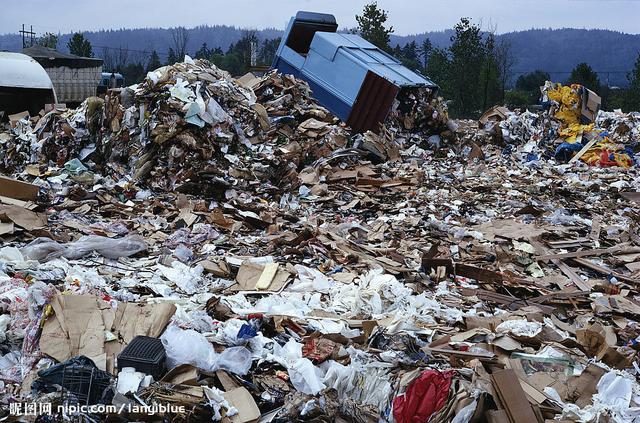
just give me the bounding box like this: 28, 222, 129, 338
355, 2, 640, 116
38, 2, 640, 116
36, 28, 281, 90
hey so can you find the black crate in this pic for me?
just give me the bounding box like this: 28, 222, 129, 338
33, 356, 113, 406
60, 364, 112, 405
117, 336, 166, 380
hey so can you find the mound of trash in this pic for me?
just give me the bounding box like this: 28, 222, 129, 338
472, 82, 639, 167
2, 58, 351, 194
2, 60, 640, 423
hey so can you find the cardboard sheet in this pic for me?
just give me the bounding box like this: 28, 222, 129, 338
40, 294, 175, 373
0, 176, 39, 201
230, 261, 290, 292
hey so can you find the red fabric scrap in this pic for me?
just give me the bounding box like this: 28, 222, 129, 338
392, 369, 454, 423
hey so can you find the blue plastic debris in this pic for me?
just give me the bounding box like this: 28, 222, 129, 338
238, 323, 258, 339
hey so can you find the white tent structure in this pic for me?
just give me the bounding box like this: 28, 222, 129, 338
0, 52, 57, 115
0, 52, 56, 90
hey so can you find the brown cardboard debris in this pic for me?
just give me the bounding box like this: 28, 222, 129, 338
40, 294, 175, 373
8, 111, 29, 126
0, 176, 39, 201
255, 262, 279, 290
479, 106, 510, 125
576, 323, 632, 369
491, 369, 541, 423
476, 219, 547, 241
0, 204, 47, 230
621, 192, 640, 203
0, 222, 14, 235
222, 387, 261, 423
236, 72, 262, 90
161, 365, 199, 385
231, 261, 291, 292
40, 295, 109, 367
580, 87, 601, 123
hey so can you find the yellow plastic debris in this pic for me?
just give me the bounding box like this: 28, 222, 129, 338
559, 123, 594, 143
547, 83, 582, 126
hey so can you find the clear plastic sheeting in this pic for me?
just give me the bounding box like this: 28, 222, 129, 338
21, 235, 148, 262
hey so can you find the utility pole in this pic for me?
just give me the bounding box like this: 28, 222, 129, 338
19, 24, 36, 48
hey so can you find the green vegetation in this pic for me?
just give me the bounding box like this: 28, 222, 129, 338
624, 53, 640, 111
411, 17, 510, 118
67, 33, 93, 57
37, 32, 58, 49
355, 2, 394, 53
567, 62, 600, 92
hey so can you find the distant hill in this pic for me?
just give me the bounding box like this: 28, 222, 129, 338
392, 29, 640, 87
1, 26, 639, 87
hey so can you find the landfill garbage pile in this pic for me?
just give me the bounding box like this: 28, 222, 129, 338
474, 81, 639, 168
1, 57, 350, 196
1, 60, 640, 422
385, 87, 454, 141
0, 104, 95, 173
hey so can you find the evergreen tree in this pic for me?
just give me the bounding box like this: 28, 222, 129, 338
426, 48, 451, 96
195, 42, 211, 60
516, 70, 551, 92
626, 53, 640, 111
166, 48, 178, 65
397, 41, 420, 71
392, 44, 402, 57
567, 62, 600, 92
122, 62, 146, 85
419, 38, 433, 69
67, 33, 93, 57
515, 70, 550, 103
355, 2, 394, 53
147, 50, 162, 72
448, 18, 487, 117
402, 41, 418, 62
37, 32, 58, 49
220, 53, 244, 76
258, 38, 281, 66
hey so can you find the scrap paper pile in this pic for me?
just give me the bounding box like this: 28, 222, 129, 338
0, 58, 640, 422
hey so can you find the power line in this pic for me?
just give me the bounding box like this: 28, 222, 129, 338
92, 45, 171, 58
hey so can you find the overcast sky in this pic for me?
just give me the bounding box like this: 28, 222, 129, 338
3, 0, 640, 36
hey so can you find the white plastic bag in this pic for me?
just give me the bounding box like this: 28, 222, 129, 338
277, 338, 325, 394
161, 325, 218, 371
216, 347, 252, 376
20, 238, 66, 262
160, 326, 252, 375
156, 261, 203, 294
288, 358, 325, 395
496, 319, 542, 338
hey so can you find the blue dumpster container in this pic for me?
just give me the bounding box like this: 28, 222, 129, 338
272, 11, 438, 132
